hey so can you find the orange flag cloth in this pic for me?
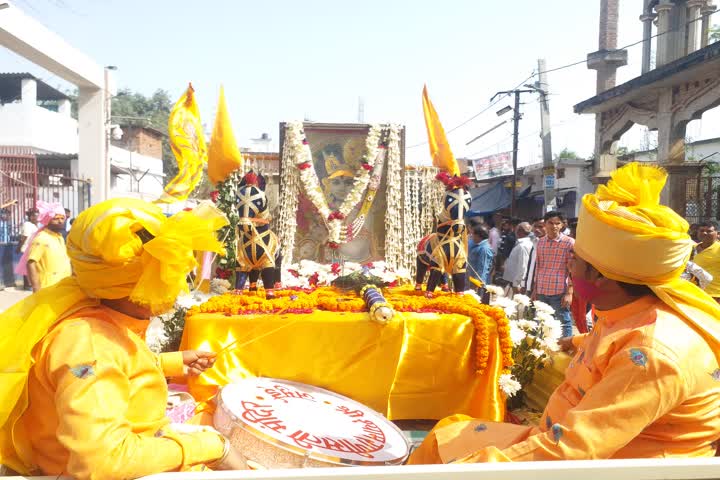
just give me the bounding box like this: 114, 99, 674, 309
208, 86, 243, 184
422, 85, 460, 176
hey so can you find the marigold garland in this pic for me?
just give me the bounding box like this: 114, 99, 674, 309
189, 285, 513, 374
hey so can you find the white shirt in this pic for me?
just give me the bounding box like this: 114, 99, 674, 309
19, 221, 38, 253
488, 227, 501, 253
523, 235, 541, 292
503, 236, 533, 287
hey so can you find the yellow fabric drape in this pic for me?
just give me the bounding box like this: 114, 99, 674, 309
0, 198, 227, 474
157, 84, 208, 203
207, 86, 243, 184
181, 310, 505, 422
574, 162, 720, 365
422, 85, 460, 176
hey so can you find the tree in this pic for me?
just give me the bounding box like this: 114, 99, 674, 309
554, 148, 580, 160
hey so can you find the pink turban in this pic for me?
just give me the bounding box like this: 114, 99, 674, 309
14, 201, 66, 276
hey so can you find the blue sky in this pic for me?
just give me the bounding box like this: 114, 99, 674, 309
3, 0, 719, 165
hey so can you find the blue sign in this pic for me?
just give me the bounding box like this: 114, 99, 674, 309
544, 174, 555, 189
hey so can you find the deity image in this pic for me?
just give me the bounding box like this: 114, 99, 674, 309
293, 128, 387, 265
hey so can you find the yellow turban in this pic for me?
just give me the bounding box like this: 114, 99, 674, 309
576, 162, 720, 364
0, 198, 228, 473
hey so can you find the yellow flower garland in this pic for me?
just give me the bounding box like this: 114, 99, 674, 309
189, 285, 513, 374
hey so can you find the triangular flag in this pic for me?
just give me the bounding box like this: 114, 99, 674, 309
157, 83, 207, 203
422, 85, 460, 176
208, 86, 243, 184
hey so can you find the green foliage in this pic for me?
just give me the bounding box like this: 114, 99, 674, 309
159, 308, 187, 353
112, 89, 178, 181
215, 170, 243, 275
554, 148, 579, 160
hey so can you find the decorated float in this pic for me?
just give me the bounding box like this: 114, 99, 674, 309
144, 85, 569, 471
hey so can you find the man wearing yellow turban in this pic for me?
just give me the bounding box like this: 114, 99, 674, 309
409, 163, 720, 463
0, 198, 249, 478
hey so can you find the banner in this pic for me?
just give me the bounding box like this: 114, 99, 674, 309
471, 152, 513, 181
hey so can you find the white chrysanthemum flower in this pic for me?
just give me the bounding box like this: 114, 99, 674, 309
533, 300, 555, 314
541, 318, 564, 342
513, 294, 531, 306
536, 311, 556, 324
529, 348, 545, 359
499, 373, 522, 397
517, 319, 537, 330
509, 322, 527, 346
485, 285, 504, 297
175, 293, 208, 310
209, 278, 231, 295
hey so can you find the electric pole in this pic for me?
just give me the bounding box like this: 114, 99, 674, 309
491, 88, 535, 218
537, 58, 555, 212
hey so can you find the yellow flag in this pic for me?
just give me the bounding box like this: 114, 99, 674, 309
422, 85, 460, 176
157, 84, 208, 203
208, 86, 243, 184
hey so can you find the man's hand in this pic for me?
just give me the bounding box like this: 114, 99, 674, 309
181, 350, 216, 376
561, 292, 573, 308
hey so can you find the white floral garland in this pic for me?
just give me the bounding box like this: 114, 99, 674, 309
277, 126, 302, 267
286, 121, 385, 247
384, 124, 404, 271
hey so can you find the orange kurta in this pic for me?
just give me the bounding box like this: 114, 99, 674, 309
410, 296, 720, 463
18, 305, 225, 479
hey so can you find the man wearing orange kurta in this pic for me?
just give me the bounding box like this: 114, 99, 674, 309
0, 199, 249, 478
409, 163, 720, 463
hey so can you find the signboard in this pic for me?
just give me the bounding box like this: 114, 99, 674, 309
544, 174, 555, 189
471, 152, 513, 181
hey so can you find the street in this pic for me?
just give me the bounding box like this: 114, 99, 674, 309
0, 287, 30, 312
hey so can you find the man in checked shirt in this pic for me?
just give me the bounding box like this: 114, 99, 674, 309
532, 210, 575, 337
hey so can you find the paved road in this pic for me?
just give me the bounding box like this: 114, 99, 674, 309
0, 287, 31, 312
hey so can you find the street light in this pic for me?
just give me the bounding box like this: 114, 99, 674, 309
496, 105, 512, 117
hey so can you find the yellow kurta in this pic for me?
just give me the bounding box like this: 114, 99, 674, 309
692, 241, 720, 298
26, 229, 72, 289
18, 305, 224, 479
410, 296, 720, 463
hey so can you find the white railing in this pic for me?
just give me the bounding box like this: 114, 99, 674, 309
6, 458, 720, 480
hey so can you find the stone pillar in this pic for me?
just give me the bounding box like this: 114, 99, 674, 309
701, 3, 717, 48
78, 86, 107, 204
655, 1, 674, 67
687, 0, 705, 54
640, 12, 657, 73
588, 0, 627, 184
20, 78, 37, 105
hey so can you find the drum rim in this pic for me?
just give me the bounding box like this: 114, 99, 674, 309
218, 377, 410, 467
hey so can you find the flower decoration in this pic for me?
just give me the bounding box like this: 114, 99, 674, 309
190, 284, 512, 375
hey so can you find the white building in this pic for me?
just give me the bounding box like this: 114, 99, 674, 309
0, 73, 165, 209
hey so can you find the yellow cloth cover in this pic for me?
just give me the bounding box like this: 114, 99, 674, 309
422, 85, 460, 176
158, 84, 208, 203
207, 85, 243, 184
691, 241, 720, 298
181, 311, 505, 422
0, 198, 227, 474
574, 162, 720, 365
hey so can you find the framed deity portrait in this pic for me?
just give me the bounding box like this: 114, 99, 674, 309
279, 122, 405, 265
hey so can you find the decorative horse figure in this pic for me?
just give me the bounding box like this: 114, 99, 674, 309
415, 172, 472, 295
235, 171, 282, 297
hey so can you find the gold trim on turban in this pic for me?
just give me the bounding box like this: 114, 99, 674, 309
576, 162, 720, 365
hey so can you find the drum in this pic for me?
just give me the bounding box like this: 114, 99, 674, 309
214, 378, 410, 469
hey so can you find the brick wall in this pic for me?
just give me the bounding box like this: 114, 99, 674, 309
112, 126, 163, 159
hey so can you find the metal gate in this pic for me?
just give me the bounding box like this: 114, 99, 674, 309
0, 148, 91, 236
685, 174, 720, 225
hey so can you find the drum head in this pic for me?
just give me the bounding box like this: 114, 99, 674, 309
217, 378, 409, 466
